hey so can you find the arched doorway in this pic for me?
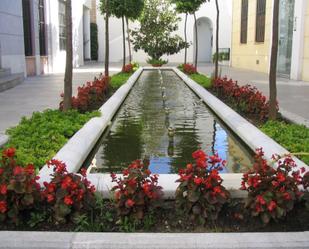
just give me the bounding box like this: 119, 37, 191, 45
194, 17, 213, 63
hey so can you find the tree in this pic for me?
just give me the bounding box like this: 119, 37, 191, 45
63, 0, 73, 111
214, 0, 219, 79
131, 0, 188, 61
172, 0, 205, 67
100, 0, 144, 68
100, 0, 110, 77
125, 0, 145, 63
269, 0, 279, 120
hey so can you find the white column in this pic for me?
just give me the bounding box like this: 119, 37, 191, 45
32, 0, 41, 75
290, 0, 307, 80
83, 6, 91, 60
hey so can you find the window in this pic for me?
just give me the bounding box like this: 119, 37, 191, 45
58, 0, 66, 50
240, 0, 248, 44
255, 0, 266, 42
39, 0, 47, 55
22, 0, 33, 56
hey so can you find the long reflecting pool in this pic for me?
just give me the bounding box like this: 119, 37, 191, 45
88, 70, 254, 174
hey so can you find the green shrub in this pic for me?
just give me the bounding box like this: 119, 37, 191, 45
190, 73, 212, 88
110, 72, 132, 89
260, 121, 309, 165
4, 109, 100, 169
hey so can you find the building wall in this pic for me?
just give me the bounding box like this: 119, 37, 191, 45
0, 0, 26, 74
46, 0, 91, 73
231, 0, 273, 73
97, 0, 232, 64
302, 3, 309, 81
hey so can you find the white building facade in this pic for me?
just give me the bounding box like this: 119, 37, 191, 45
0, 0, 92, 77
96, 0, 232, 64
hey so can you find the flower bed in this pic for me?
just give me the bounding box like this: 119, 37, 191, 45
211, 77, 273, 121
178, 64, 212, 88
261, 121, 309, 165
0, 147, 308, 232
3, 110, 99, 170
178, 65, 308, 172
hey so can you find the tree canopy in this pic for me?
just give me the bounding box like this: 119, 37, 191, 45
131, 0, 188, 60
100, 0, 144, 19
172, 0, 205, 14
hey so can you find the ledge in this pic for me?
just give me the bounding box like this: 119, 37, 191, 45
173, 67, 309, 172
39, 68, 143, 183
0, 231, 308, 249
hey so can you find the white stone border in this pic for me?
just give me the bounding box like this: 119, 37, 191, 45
0, 231, 308, 249
39, 66, 308, 198
38, 68, 143, 183
87, 67, 308, 199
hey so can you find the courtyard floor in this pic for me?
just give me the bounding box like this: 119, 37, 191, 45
0, 62, 308, 137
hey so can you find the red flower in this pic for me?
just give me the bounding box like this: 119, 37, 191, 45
122, 169, 129, 176
80, 168, 87, 177
213, 186, 222, 194
13, 166, 23, 176
283, 192, 291, 200
25, 164, 35, 175
0, 168, 3, 175
128, 178, 137, 187
125, 199, 135, 208
267, 201, 277, 212
256, 195, 266, 205
3, 148, 16, 158
276, 172, 286, 183
0, 200, 7, 213
0, 184, 7, 195
64, 196, 73, 205
46, 194, 55, 203
194, 177, 203, 185
61, 176, 72, 189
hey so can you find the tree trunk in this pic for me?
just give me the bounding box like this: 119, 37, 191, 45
269, 0, 279, 120
184, 13, 188, 64
126, 16, 132, 63
63, 0, 73, 111
194, 13, 198, 69
214, 0, 219, 79
104, 0, 109, 77
122, 15, 126, 69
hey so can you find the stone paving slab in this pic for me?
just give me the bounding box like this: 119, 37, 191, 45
0, 63, 121, 135
0, 231, 308, 249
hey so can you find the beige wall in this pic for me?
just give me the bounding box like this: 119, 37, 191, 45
302, 4, 309, 81
231, 0, 273, 73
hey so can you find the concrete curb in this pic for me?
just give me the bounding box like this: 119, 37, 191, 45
0, 134, 8, 147
280, 108, 309, 128
0, 231, 308, 249
39, 68, 143, 183
173, 68, 309, 171
87, 67, 308, 199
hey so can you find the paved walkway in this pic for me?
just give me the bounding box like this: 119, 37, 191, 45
197, 63, 309, 124
0, 62, 308, 137
0, 62, 122, 135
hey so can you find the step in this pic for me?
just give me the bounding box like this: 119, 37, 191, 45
0, 73, 24, 92
0, 68, 11, 78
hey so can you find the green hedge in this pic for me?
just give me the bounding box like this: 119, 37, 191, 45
189, 73, 212, 88
260, 121, 309, 165
5, 109, 100, 169
110, 72, 133, 90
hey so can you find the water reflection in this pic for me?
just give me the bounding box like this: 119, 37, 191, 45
92, 70, 254, 174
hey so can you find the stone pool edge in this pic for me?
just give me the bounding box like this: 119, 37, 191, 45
39, 66, 308, 198
38, 67, 143, 183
